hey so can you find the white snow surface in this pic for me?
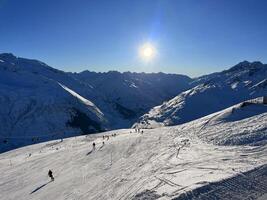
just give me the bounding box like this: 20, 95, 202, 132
1, 102, 266, 200
134, 61, 267, 129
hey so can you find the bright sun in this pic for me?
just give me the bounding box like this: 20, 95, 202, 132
143, 46, 153, 57
139, 43, 156, 61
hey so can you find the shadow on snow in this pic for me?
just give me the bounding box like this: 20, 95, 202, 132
30, 180, 52, 194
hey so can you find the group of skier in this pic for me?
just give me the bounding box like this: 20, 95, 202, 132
132, 128, 144, 134
47, 129, 145, 182
102, 133, 117, 141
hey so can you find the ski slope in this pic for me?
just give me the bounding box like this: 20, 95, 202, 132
0, 102, 266, 200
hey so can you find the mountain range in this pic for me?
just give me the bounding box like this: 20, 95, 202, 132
0, 53, 190, 152
0, 53, 266, 152
134, 61, 267, 128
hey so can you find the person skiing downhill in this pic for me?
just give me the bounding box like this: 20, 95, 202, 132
48, 170, 54, 181
93, 142, 96, 150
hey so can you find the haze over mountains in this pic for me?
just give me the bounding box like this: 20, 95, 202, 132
0, 53, 266, 152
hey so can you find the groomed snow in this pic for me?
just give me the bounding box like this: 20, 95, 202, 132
0, 102, 266, 200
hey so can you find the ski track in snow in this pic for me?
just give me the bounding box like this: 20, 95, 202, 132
0, 109, 267, 200
172, 164, 267, 200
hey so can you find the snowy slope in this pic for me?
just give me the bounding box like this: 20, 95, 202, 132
0, 53, 108, 153
134, 61, 267, 128
0, 100, 266, 200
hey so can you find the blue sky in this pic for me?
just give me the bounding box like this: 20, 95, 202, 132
0, 0, 267, 77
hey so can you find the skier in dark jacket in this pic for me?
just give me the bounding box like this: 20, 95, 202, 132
93, 142, 96, 150
48, 170, 54, 181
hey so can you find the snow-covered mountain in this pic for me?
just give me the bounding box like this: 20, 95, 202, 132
0, 53, 109, 152
0, 53, 191, 152
0, 100, 266, 199
70, 70, 191, 127
1, 53, 266, 153
134, 61, 267, 128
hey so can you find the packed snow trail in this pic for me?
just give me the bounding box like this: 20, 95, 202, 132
172, 164, 267, 200
0, 103, 266, 200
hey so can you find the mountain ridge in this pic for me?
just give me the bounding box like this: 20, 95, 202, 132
1, 53, 266, 152
0, 53, 191, 152
134, 61, 267, 128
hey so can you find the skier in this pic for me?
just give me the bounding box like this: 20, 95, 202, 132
48, 170, 54, 181
93, 142, 96, 150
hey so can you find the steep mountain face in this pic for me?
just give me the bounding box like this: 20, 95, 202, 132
70, 70, 192, 127
0, 53, 108, 152
0, 53, 191, 152
134, 61, 267, 128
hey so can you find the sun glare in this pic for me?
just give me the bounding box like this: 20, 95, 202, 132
139, 43, 156, 61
